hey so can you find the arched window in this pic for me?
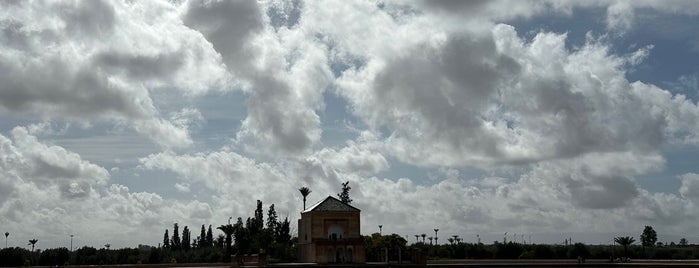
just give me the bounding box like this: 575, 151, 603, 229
327, 224, 344, 240
327, 248, 334, 263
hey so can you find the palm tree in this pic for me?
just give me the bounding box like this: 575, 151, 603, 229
453, 235, 459, 244
447, 238, 454, 245
615, 236, 635, 259
218, 224, 235, 261
434, 229, 439, 245
4, 232, 8, 248
105, 244, 111, 250
414, 235, 419, 243
299, 187, 311, 210
421, 234, 426, 243
28, 239, 38, 252
428, 237, 433, 245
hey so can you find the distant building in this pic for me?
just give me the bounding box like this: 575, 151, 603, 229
297, 196, 366, 263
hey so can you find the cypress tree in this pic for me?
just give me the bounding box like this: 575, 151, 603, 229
254, 200, 264, 230
206, 225, 214, 247
163, 229, 170, 248
171, 223, 181, 250
278, 217, 291, 244
182, 226, 191, 250
199, 225, 207, 248
267, 204, 278, 230
338, 181, 352, 204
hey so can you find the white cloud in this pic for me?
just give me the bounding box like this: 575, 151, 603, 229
139, 150, 304, 218
174, 182, 191, 193
183, 0, 331, 155
606, 1, 634, 33
679, 173, 699, 200
2, 0, 699, 250
331, 20, 699, 169
0, 0, 230, 148
0, 127, 213, 248
312, 141, 389, 175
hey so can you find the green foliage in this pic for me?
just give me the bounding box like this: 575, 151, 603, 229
267, 204, 278, 230
615, 236, 636, 257
206, 225, 214, 248
299, 187, 311, 210
276, 217, 292, 244
680, 238, 689, 246
0, 247, 31, 266
364, 233, 407, 261
148, 247, 161, 264
337, 181, 352, 204
163, 229, 170, 248
641, 226, 658, 248
571, 243, 589, 258
182, 226, 191, 250
217, 224, 235, 261
27, 239, 38, 252
532, 244, 555, 258
38, 247, 70, 266
199, 225, 207, 248
171, 223, 181, 250
254, 200, 264, 231
495, 242, 523, 259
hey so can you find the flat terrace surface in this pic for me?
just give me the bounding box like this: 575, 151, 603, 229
16, 260, 699, 268
426, 259, 699, 267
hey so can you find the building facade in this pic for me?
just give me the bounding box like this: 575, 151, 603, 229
297, 196, 366, 263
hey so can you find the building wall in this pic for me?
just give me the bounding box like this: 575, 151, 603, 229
297, 210, 365, 263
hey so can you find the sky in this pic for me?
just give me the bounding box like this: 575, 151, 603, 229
1, 0, 699, 250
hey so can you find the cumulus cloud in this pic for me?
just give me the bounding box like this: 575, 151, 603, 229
679, 173, 699, 200
184, 0, 330, 155
312, 141, 389, 175
0, 127, 213, 248
4, 0, 699, 249
139, 150, 303, 217
333, 21, 699, 168
0, 0, 229, 148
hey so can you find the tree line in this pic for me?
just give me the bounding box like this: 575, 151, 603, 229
363, 225, 699, 262
0, 182, 353, 266
160, 200, 295, 263
0, 200, 295, 266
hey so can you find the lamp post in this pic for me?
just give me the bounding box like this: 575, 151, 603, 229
70, 235, 74, 251
379, 225, 382, 235
434, 229, 439, 245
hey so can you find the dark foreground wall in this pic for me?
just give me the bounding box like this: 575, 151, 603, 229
13, 259, 699, 268
427, 259, 699, 267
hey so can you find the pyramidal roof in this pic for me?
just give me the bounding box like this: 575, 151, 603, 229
303, 195, 360, 213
